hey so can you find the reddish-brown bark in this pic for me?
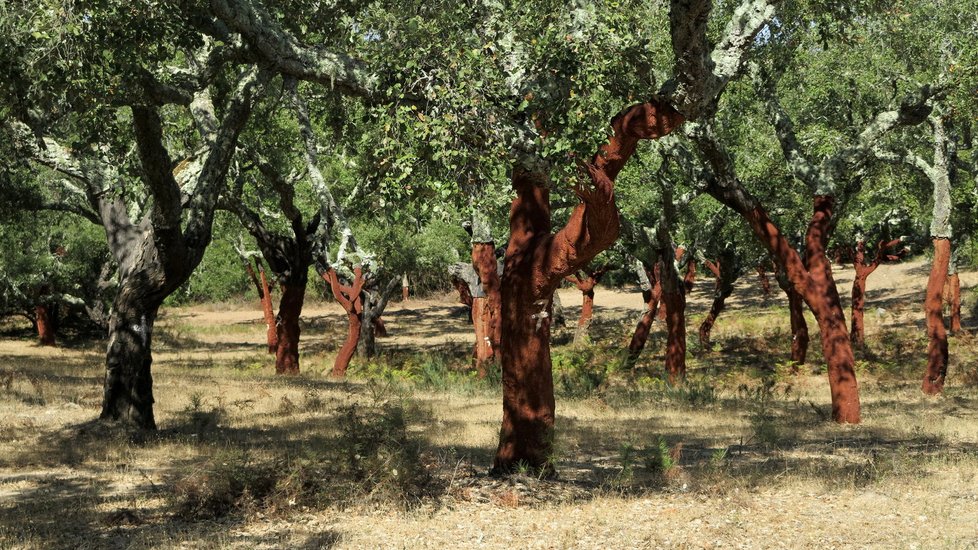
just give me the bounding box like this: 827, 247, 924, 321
35, 303, 56, 346
402, 274, 409, 301
245, 259, 278, 354
757, 265, 772, 298
698, 258, 737, 349
787, 286, 808, 366
473, 242, 502, 375
566, 265, 610, 345
493, 101, 683, 474
661, 273, 686, 383
850, 238, 902, 346
627, 264, 661, 366
947, 273, 962, 334
372, 316, 388, 338
741, 196, 860, 423
922, 238, 950, 395
274, 283, 304, 375
323, 267, 366, 378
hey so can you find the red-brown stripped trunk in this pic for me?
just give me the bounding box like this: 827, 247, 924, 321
567, 266, 607, 345
757, 265, 772, 298
947, 273, 961, 334
787, 287, 808, 366
698, 258, 736, 349
493, 101, 683, 474
922, 238, 950, 394
660, 256, 686, 383
323, 267, 365, 378
274, 283, 304, 375
627, 264, 661, 366
35, 292, 56, 346
473, 242, 501, 376
850, 238, 902, 347
245, 260, 278, 353
741, 196, 860, 423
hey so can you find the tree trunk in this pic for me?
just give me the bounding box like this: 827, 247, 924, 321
402, 273, 409, 301
787, 287, 809, 366
740, 196, 859, 422
100, 294, 160, 430
626, 264, 660, 367
244, 260, 278, 353
698, 259, 736, 349
274, 282, 305, 375
323, 267, 365, 378
948, 273, 961, 334
576, 290, 595, 345
35, 303, 56, 347
801, 196, 860, 423
757, 265, 772, 298
493, 101, 682, 474
850, 272, 869, 348
473, 241, 501, 374
660, 259, 686, 383
922, 238, 950, 394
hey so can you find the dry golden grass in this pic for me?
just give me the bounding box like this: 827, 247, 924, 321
0, 259, 976, 549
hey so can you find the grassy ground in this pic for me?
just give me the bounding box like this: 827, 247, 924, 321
0, 260, 976, 549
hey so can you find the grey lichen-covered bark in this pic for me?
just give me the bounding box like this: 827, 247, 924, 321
209, 0, 378, 99
753, 66, 938, 199
13, 69, 268, 429
665, 0, 778, 119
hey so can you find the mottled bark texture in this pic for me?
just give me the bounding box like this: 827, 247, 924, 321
358, 276, 399, 359
493, 102, 683, 475
850, 238, 902, 346
923, 238, 950, 394
323, 267, 365, 377
565, 265, 610, 345
698, 250, 739, 349
244, 259, 278, 353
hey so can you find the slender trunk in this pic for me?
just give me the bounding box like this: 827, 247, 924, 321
922, 238, 950, 394
757, 265, 772, 298
373, 316, 388, 338
100, 293, 160, 430
948, 273, 961, 334
274, 282, 305, 375
660, 260, 686, 383
323, 268, 365, 378
787, 287, 809, 366
335, 310, 362, 376
850, 271, 869, 347
473, 241, 501, 373
402, 273, 409, 301
575, 290, 595, 344
698, 259, 736, 349
741, 196, 858, 422
35, 303, 56, 347
259, 268, 277, 354
627, 265, 661, 366
358, 308, 376, 359
801, 196, 860, 423
683, 260, 697, 294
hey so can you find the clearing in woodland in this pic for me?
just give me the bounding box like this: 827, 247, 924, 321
0, 258, 976, 549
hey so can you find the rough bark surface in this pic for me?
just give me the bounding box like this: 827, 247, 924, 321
324, 267, 365, 377
922, 238, 950, 395
274, 282, 305, 375
101, 288, 163, 430
627, 263, 661, 367
850, 238, 902, 346
35, 302, 56, 347
493, 101, 684, 475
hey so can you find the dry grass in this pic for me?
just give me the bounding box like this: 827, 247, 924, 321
0, 259, 976, 549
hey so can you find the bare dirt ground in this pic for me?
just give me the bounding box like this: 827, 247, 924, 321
1, 258, 977, 549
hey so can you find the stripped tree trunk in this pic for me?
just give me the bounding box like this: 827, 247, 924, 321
244, 259, 278, 353
493, 102, 683, 475
402, 273, 409, 301
323, 267, 365, 377
757, 264, 772, 298
274, 280, 305, 375
35, 288, 56, 347
923, 239, 951, 394
626, 262, 661, 367
850, 238, 903, 346
946, 253, 962, 334
472, 241, 502, 375
698, 252, 738, 349
659, 253, 686, 383
566, 265, 609, 345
